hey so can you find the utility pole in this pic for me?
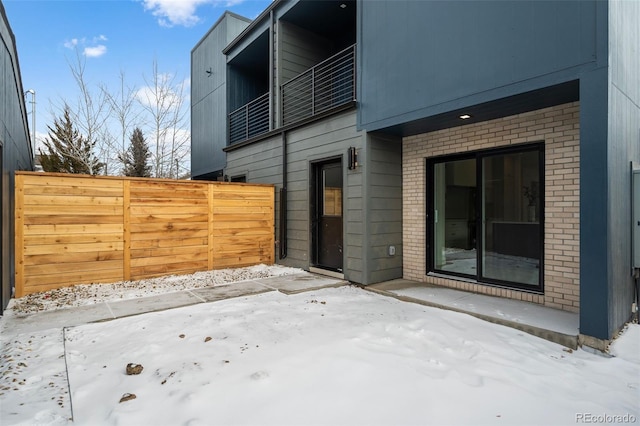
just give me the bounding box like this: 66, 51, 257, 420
24, 89, 36, 159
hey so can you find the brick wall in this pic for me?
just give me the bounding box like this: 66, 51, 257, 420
403, 102, 580, 312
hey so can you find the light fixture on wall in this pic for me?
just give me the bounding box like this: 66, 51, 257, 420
348, 146, 358, 170
459, 114, 471, 119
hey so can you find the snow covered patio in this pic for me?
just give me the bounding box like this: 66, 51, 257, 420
1, 266, 637, 425
367, 279, 579, 349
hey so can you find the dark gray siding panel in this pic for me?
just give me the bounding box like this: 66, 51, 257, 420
225, 111, 365, 281
191, 13, 250, 178
224, 134, 283, 260
1, 3, 34, 312
606, 0, 640, 338
365, 134, 402, 283
358, 0, 599, 131
579, 68, 609, 340
287, 111, 364, 280
278, 21, 332, 84
580, 0, 640, 341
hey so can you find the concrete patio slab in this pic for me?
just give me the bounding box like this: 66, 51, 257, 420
254, 272, 348, 294
191, 280, 274, 302
1, 303, 114, 336
366, 279, 580, 349
105, 291, 202, 318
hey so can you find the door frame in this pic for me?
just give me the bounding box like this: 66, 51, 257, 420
310, 156, 344, 273
426, 142, 545, 292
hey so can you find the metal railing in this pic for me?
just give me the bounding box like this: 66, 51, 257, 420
281, 44, 356, 127
227, 44, 356, 144
228, 92, 270, 145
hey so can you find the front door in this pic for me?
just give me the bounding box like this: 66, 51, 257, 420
312, 160, 343, 272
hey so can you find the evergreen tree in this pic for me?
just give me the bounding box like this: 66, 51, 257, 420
119, 127, 152, 177
39, 105, 104, 175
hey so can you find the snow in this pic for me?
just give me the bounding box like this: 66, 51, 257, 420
1, 266, 639, 426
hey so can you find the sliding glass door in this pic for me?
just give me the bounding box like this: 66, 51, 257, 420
428, 144, 543, 291
433, 158, 477, 275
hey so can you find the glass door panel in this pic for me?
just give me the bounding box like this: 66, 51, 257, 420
433, 158, 477, 275
481, 151, 540, 286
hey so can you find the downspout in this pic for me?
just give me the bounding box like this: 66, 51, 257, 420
280, 131, 287, 259
269, 9, 274, 132
270, 9, 288, 260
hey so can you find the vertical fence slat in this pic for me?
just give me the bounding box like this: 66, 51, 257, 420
208, 184, 214, 270
123, 179, 131, 281
14, 174, 25, 298
14, 172, 274, 296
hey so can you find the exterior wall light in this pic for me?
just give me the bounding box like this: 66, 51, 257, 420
348, 146, 358, 170
459, 114, 471, 119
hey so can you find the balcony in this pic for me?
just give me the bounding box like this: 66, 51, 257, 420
281, 44, 356, 126
228, 44, 356, 145
228, 92, 270, 145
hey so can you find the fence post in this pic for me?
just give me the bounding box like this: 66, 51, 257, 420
14, 173, 25, 297
208, 183, 214, 270
123, 180, 131, 281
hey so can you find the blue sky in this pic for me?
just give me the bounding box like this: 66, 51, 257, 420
4, 0, 272, 154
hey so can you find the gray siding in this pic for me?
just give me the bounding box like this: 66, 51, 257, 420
580, 0, 639, 341
358, 0, 600, 131
278, 20, 332, 84
191, 13, 250, 178
1, 3, 34, 312
365, 134, 402, 283
225, 110, 366, 281
287, 111, 364, 280
606, 0, 640, 337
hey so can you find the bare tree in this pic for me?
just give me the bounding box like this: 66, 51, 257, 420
102, 71, 141, 172
137, 60, 190, 178
64, 47, 117, 174
46, 54, 189, 178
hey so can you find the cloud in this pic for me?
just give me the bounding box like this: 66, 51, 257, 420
63, 35, 108, 58
135, 80, 184, 109
84, 45, 107, 58
63, 38, 79, 49
142, 0, 243, 27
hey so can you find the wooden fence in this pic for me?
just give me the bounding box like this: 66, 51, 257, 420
15, 172, 274, 297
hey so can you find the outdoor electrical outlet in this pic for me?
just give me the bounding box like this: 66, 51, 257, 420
389, 245, 396, 256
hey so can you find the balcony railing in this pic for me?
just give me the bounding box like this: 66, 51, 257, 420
281, 44, 356, 127
227, 44, 356, 145
228, 92, 270, 145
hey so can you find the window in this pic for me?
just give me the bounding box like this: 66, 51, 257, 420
427, 144, 543, 291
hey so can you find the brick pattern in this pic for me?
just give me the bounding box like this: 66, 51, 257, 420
402, 102, 580, 312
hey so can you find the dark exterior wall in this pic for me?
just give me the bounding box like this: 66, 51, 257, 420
606, 0, 640, 337
1, 2, 34, 312
364, 134, 402, 283
580, 0, 639, 341
357, 0, 599, 132
225, 110, 367, 282
278, 20, 332, 84
191, 12, 250, 179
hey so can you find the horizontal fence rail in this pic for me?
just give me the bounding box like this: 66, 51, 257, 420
14, 172, 275, 297
282, 44, 356, 127
228, 92, 270, 145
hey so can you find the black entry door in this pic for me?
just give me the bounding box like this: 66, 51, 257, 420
312, 160, 343, 271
